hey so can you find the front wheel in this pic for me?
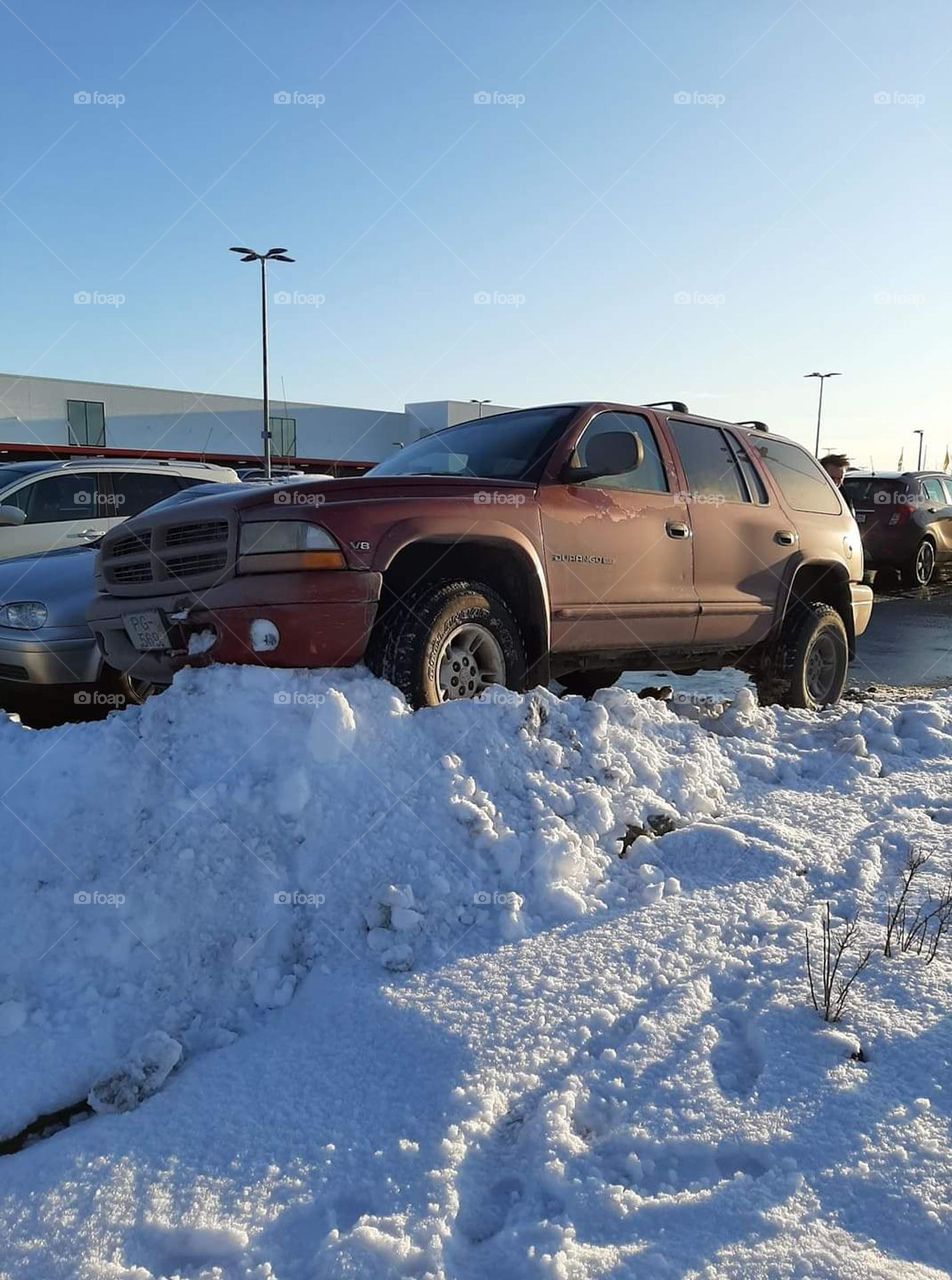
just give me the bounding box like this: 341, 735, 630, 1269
757, 602, 849, 710
901, 538, 936, 589
367, 579, 527, 709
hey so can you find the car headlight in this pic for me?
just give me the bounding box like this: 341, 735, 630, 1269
0, 601, 48, 630
237, 521, 345, 573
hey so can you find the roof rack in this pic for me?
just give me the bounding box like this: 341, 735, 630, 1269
645, 400, 688, 412
736, 420, 769, 432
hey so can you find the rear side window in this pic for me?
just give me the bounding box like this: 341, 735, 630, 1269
749, 437, 841, 515
922, 478, 945, 504
668, 421, 749, 503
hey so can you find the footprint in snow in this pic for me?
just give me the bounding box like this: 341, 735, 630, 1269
710, 1004, 764, 1098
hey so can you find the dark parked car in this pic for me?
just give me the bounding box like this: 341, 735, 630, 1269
842, 471, 952, 587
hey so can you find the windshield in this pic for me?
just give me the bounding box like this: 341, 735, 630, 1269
0, 467, 35, 492
368, 406, 578, 483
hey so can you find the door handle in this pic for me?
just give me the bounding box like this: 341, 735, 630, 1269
774, 530, 798, 546
665, 521, 692, 539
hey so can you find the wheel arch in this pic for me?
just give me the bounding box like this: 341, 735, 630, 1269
373, 529, 551, 685
780, 559, 856, 656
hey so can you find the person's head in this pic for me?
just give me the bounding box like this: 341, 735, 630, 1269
820, 453, 850, 488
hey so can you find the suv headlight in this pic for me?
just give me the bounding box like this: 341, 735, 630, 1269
237, 520, 345, 573
0, 601, 48, 630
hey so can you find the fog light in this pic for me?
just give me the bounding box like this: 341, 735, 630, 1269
250, 619, 280, 653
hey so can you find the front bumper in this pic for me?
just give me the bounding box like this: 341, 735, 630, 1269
0, 628, 103, 686
850, 582, 874, 637
87, 569, 382, 684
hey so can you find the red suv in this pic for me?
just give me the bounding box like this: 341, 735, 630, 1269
89, 402, 872, 710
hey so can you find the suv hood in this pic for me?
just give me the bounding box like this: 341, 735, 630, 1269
117, 474, 536, 526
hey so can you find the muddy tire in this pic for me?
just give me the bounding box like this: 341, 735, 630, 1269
757, 602, 849, 710
366, 579, 527, 709
558, 669, 622, 698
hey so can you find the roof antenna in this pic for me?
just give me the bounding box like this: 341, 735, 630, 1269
200, 425, 213, 463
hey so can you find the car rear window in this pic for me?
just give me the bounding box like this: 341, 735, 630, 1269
841, 478, 914, 508
748, 436, 842, 514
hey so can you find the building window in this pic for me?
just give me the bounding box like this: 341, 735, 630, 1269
270, 416, 297, 457
67, 400, 106, 447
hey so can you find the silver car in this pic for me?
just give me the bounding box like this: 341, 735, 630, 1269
0, 459, 239, 561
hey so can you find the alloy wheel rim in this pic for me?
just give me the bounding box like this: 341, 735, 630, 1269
916, 542, 935, 585
806, 632, 839, 704
436, 624, 505, 701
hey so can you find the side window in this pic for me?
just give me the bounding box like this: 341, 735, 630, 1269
668, 421, 748, 503
728, 434, 769, 504
941, 478, 952, 505
922, 478, 945, 505
749, 436, 842, 515
110, 472, 186, 518
7, 474, 103, 524
575, 411, 668, 493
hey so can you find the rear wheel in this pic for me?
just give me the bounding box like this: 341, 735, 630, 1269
757, 602, 849, 710
558, 669, 623, 698
367, 579, 527, 709
901, 538, 936, 589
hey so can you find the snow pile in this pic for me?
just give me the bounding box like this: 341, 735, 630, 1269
0, 670, 951, 1279
0, 666, 732, 1135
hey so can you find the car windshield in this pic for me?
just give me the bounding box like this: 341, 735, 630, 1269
0, 467, 36, 491
368, 406, 578, 483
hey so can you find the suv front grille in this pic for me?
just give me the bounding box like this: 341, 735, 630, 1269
101, 515, 235, 595
164, 520, 228, 548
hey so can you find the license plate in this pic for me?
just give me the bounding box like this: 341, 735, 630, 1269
123, 609, 170, 651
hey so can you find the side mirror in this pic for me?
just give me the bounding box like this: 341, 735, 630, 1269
0, 504, 26, 528
566, 431, 644, 483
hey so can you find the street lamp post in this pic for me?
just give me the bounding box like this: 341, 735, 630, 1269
914, 429, 925, 469
804, 371, 842, 457
229, 245, 295, 479
470, 398, 491, 419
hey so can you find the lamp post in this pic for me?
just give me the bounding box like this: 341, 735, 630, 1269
804, 372, 841, 457
914, 429, 925, 469
229, 245, 295, 479
470, 398, 491, 419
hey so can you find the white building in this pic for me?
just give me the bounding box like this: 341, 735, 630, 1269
0, 373, 517, 472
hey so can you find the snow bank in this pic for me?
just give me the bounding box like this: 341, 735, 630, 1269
1, 670, 951, 1279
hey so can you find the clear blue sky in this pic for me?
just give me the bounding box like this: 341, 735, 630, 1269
1, 0, 949, 466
